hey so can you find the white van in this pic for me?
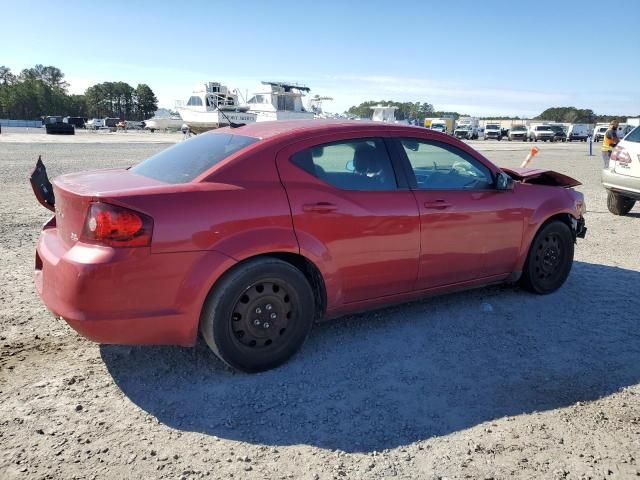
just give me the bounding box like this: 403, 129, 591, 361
567, 124, 589, 142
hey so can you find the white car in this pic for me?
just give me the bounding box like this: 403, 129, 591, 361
602, 126, 640, 215
85, 118, 105, 130
529, 125, 555, 142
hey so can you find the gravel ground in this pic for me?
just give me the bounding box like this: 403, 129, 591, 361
1, 134, 639, 480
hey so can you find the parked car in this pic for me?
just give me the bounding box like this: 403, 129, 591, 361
529, 125, 556, 142
85, 118, 105, 130
567, 124, 589, 142
484, 123, 502, 140
549, 125, 567, 142
42, 116, 75, 135
508, 125, 529, 141
64, 117, 86, 129
30, 121, 587, 372
602, 125, 640, 215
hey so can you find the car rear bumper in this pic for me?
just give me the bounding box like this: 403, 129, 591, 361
602, 168, 640, 200
35, 226, 236, 346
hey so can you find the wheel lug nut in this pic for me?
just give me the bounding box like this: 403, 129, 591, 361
270, 313, 277, 319
265, 304, 272, 311
263, 322, 270, 329
253, 319, 261, 326
255, 307, 262, 314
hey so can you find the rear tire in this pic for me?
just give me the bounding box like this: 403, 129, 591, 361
607, 191, 636, 216
200, 258, 315, 372
520, 221, 574, 294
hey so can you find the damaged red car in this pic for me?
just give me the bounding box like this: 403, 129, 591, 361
31, 121, 586, 372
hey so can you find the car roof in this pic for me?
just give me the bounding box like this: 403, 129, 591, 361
215, 119, 427, 140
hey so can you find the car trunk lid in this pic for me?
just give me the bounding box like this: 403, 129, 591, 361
30, 158, 165, 248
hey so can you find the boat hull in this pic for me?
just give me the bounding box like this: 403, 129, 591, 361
177, 108, 257, 132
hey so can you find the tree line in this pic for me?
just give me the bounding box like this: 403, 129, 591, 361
0, 64, 158, 121
534, 106, 637, 124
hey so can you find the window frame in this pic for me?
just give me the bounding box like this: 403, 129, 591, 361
390, 137, 498, 191
288, 136, 410, 192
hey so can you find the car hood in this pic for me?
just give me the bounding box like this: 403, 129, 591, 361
501, 167, 581, 187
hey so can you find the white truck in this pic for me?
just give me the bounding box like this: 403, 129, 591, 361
425, 117, 455, 135
454, 117, 480, 140
484, 123, 503, 140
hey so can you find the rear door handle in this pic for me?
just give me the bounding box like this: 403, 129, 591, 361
424, 200, 452, 209
302, 202, 338, 213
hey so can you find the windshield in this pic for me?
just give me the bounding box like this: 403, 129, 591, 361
131, 132, 258, 183
512, 126, 526, 131
486, 124, 500, 129
537, 126, 553, 131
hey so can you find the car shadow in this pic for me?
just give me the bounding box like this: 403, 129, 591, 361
101, 261, 640, 453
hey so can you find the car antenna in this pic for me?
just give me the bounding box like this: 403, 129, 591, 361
212, 96, 245, 129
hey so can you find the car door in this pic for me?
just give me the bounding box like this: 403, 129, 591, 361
391, 137, 524, 290
276, 133, 420, 306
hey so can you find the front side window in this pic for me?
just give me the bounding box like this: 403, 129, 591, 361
291, 138, 397, 191
131, 133, 258, 184
399, 138, 493, 190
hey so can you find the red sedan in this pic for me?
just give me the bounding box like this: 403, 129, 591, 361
31, 121, 586, 372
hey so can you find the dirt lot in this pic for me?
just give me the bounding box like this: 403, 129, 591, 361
1, 133, 639, 479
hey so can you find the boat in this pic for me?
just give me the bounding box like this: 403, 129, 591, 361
142, 114, 184, 132
370, 105, 409, 124
247, 81, 315, 122
176, 82, 257, 132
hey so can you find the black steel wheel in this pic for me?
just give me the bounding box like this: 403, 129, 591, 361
607, 191, 636, 216
521, 221, 574, 294
200, 257, 315, 372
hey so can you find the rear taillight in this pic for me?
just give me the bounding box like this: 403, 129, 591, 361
81, 203, 153, 247
610, 146, 631, 165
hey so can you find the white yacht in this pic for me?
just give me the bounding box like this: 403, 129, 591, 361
370, 105, 409, 124
176, 82, 257, 132
247, 81, 315, 122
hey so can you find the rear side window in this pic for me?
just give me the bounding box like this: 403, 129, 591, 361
291, 138, 397, 191
624, 126, 640, 143
131, 133, 258, 183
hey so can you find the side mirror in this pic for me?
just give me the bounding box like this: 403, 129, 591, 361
345, 160, 355, 172
496, 171, 514, 191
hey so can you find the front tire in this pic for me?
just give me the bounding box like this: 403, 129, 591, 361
607, 191, 636, 216
520, 221, 574, 294
200, 258, 315, 372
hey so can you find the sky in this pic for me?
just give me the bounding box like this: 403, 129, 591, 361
2, 0, 639, 117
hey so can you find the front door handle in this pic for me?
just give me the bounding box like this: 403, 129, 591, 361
424, 200, 452, 209
302, 202, 338, 213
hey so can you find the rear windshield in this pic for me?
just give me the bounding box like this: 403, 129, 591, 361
131, 132, 258, 183
625, 126, 640, 143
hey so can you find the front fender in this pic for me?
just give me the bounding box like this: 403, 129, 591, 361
515, 188, 580, 272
